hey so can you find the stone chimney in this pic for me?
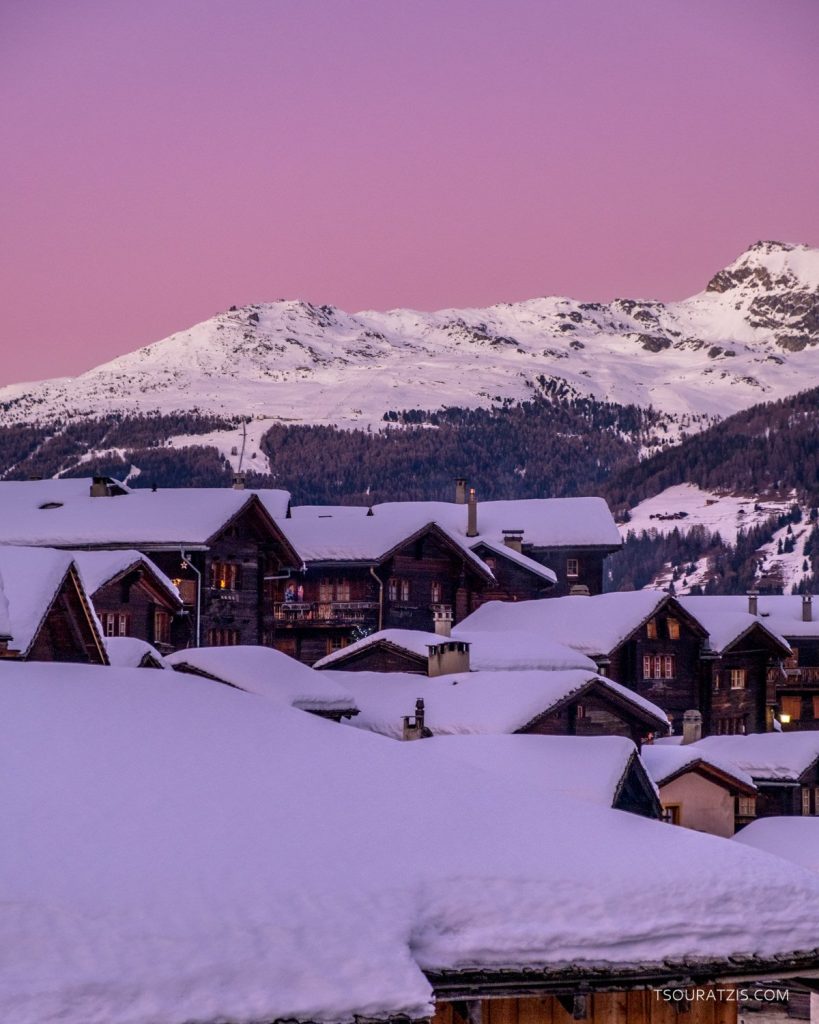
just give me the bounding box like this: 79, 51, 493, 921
402, 698, 428, 741
232, 472, 246, 490
803, 594, 813, 623
433, 606, 453, 637
455, 478, 467, 505
427, 639, 470, 677
89, 476, 112, 498
466, 488, 478, 537
502, 529, 524, 553
681, 709, 703, 746
747, 590, 759, 616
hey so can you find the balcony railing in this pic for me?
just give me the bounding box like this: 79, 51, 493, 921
273, 601, 379, 625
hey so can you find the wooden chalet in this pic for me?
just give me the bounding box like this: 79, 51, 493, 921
274, 516, 494, 664
73, 550, 185, 654
695, 733, 819, 822
681, 594, 819, 734
0, 477, 301, 652
0, 547, 108, 664
461, 592, 713, 735
322, 665, 670, 748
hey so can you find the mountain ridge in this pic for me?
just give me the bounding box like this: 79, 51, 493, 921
2, 242, 817, 447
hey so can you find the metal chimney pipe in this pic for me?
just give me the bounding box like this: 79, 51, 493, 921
803, 594, 813, 623
466, 488, 478, 537
747, 590, 759, 616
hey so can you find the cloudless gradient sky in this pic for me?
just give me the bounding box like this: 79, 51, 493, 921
1, 0, 818, 385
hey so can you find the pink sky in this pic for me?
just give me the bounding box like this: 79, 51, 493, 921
1, 0, 818, 386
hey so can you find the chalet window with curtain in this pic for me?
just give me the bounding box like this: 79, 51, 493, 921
737, 796, 756, 818
388, 577, 410, 602
206, 628, 240, 646
730, 668, 747, 689
335, 579, 351, 602
400, 579, 410, 602
387, 578, 398, 602
318, 579, 333, 603
210, 561, 241, 591
566, 558, 579, 578
643, 654, 675, 680
430, 581, 442, 604
646, 618, 658, 639
781, 695, 801, 721
153, 610, 171, 646
667, 618, 680, 640
802, 787, 812, 816
101, 612, 130, 637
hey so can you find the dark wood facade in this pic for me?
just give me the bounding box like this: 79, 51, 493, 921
2, 566, 108, 665
750, 758, 819, 820
322, 640, 430, 674
519, 679, 667, 750
524, 545, 615, 597
702, 625, 789, 737
773, 634, 819, 732
149, 496, 302, 651
271, 524, 492, 665
91, 561, 185, 654
600, 599, 708, 736
469, 542, 554, 604
431, 987, 737, 1024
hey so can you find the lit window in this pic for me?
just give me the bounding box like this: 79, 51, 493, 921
319, 579, 333, 603
730, 668, 746, 689
781, 696, 801, 721
207, 628, 240, 646
802, 787, 812, 816
667, 618, 680, 640
335, 579, 351, 602
566, 558, 579, 578
210, 561, 240, 590
646, 618, 658, 639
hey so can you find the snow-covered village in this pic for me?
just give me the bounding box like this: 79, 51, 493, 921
2, 2, 819, 1023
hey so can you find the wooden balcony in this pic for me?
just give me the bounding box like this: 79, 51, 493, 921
273, 601, 379, 626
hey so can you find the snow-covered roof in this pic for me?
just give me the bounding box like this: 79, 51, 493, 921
460, 591, 672, 656
313, 628, 450, 669
0, 479, 291, 548
678, 597, 791, 654
314, 626, 599, 673
72, 549, 181, 603
291, 496, 621, 550
640, 744, 756, 791
105, 636, 170, 669
693, 733, 819, 781
165, 645, 358, 714
426, 734, 644, 808
678, 595, 819, 640
279, 513, 493, 577
454, 629, 598, 672
469, 538, 557, 584
328, 668, 668, 738
734, 817, 819, 875
0, 546, 80, 654
3, 661, 819, 1023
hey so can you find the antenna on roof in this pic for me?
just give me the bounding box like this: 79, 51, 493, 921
237, 418, 248, 473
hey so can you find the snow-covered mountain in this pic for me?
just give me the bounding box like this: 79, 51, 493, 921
2, 241, 817, 439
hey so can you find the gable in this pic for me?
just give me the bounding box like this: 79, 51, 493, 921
27, 567, 108, 665
209, 495, 302, 568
